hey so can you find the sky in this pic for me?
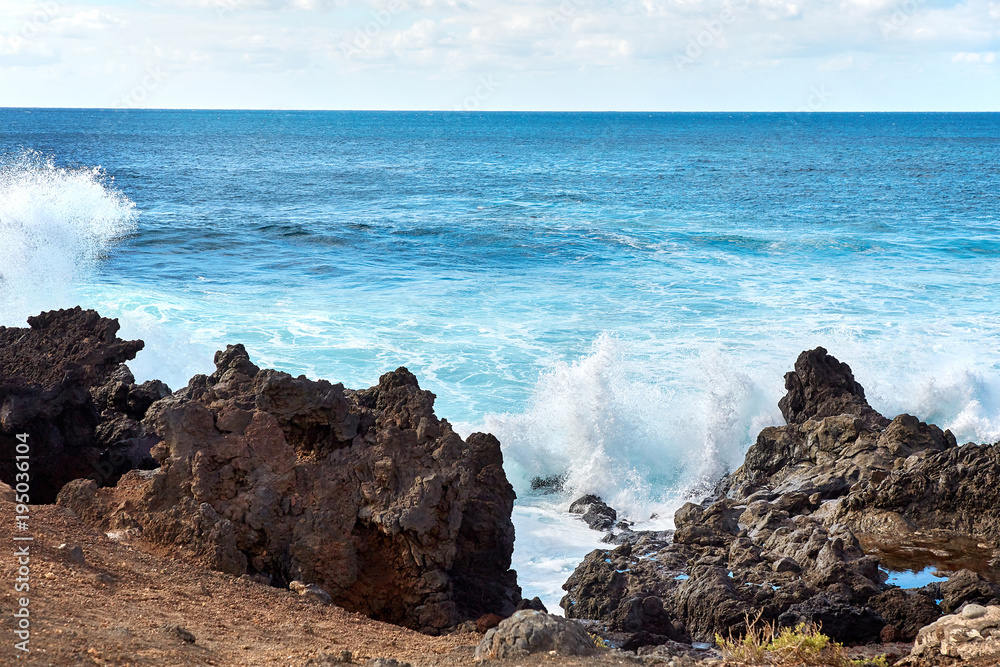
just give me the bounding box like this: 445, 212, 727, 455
0, 0, 997, 110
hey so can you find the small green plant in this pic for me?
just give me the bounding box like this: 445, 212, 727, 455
715, 614, 885, 666
589, 632, 611, 649
714, 612, 769, 664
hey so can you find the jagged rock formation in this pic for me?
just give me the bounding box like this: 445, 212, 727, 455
58, 344, 520, 633
778, 346, 889, 429
936, 570, 1000, 614
724, 413, 957, 503
563, 496, 893, 643
837, 441, 1000, 543
569, 494, 618, 532
0, 307, 165, 502
561, 347, 995, 646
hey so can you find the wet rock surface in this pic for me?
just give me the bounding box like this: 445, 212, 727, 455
0, 307, 166, 502
58, 343, 520, 633
570, 494, 618, 532
562, 347, 999, 649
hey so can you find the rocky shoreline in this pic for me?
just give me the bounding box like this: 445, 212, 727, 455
559, 346, 1000, 664
2, 308, 999, 666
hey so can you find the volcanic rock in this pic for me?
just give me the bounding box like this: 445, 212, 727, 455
838, 441, 1000, 543
473, 610, 596, 660
58, 344, 520, 633
569, 494, 618, 532
868, 589, 942, 642
909, 604, 1000, 663
559, 348, 984, 645
515, 596, 548, 613
290, 580, 333, 605
564, 488, 894, 642
723, 412, 954, 505
778, 346, 889, 428
161, 623, 196, 644
0, 308, 164, 502
530, 475, 565, 493
938, 570, 1000, 614
777, 594, 885, 644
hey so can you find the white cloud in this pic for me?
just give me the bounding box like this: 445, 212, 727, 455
152, 0, 343, 9
952, 51, 997, 62
756, 0, 803, 19
52, 9, 127, 37
0, 32, 58, 66
819, 53, 854, 69
0, 0, 997, 109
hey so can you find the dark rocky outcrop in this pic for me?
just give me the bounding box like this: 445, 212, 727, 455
938, 570, 1000, 614
778, 347, 889, 429
777, 594, 886, 644
58, 344, 520, 633
530, 475, 565, 494
868, 589, 943, 641
722, 412, 955, 504
12, 312, 998, 651
837, 441, 1000, 543
560, 348, 992, 645
563, 492, 889, 643
569, 494, 618, 532
515, 596, 548, 613
0, 308, 165, 502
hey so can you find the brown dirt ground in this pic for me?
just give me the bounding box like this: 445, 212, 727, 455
1, 498, 481, 667
0, 496, 980, 667
1, 497, 689, 667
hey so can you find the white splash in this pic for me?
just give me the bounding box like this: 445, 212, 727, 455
0, 151, 136, 325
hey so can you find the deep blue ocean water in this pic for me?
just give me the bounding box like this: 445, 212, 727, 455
2, 109, 999, 609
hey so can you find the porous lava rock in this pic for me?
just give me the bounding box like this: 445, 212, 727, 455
937, 570, 1000, 614
777, 594, 886, 644
560, 348, 986, 645
58, 344, 520, 633
838, 442, 1000, 543
569, 494, 618, 532
563, 496, 887, 643
867, 589, 943, 642
0, 307, 165, 502
778, 346, 889, 429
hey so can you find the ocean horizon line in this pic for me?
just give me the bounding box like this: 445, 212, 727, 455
2, 106, 998, 114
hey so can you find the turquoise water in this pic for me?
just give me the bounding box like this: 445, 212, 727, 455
3, 110, 1000, 609
884, 568, 944, 590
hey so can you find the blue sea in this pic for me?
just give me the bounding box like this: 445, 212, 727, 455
2, 110, 999, 611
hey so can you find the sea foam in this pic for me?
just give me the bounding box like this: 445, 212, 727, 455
480, 331, 1000, 529
0, 151, 137, 325
481, 334, 782, 525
